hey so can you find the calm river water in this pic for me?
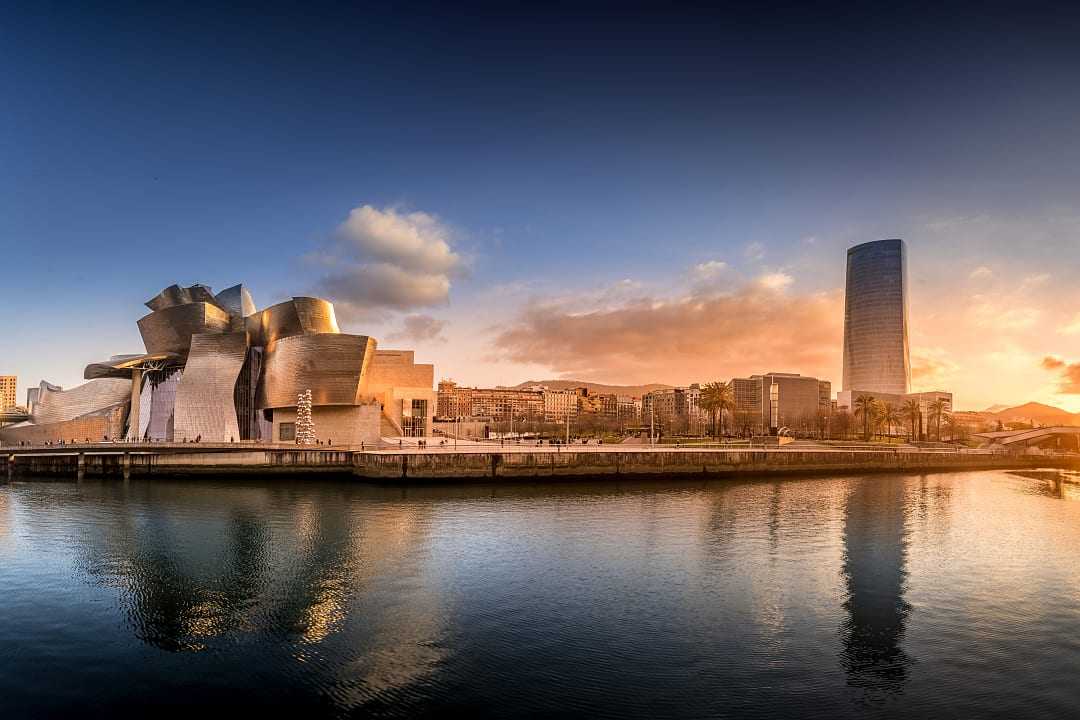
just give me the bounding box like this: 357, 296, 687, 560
2, 470, 1080, 718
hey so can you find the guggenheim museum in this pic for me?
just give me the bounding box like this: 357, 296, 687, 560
0, 284, 434, 446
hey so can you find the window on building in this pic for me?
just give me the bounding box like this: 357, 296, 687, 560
279, 422, 296, 441
403, 399, 428, 437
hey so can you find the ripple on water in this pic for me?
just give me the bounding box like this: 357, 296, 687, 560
1, 471, 1079, 718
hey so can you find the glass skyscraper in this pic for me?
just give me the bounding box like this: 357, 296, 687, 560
842, 238, 910, 395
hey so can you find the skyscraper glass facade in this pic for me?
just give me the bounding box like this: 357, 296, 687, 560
842, 239, 910, 395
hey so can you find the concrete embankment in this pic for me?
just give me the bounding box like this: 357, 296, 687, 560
352, 449, 1071, 481
4, 446, 1074, 482
5, 448, 356, 480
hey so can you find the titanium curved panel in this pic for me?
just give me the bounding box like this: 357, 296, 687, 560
214, 284, 256, 319
246, 297, 340, 347
138, 303, 232, 356
173, 332, 247, 442
259, 333, 375, 409
84, 353, 183, 379
146, 284, 222, 312
31, 379, 132, 425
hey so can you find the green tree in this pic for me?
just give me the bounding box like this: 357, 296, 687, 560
880, 402, 900, 441
928, 398, 948, 441
854, 394, 876, 441
901, 399, 921, 442
700, 381, 734, 437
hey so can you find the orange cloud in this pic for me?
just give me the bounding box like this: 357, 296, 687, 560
1041, 356, 1080, 393
910, 348, 959, 390
492, 283, 843, 385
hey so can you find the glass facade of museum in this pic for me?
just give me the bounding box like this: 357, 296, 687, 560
842, 239, 910, 395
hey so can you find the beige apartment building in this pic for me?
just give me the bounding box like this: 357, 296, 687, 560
0, 376, 16, 413
641, 385, 707, 434
435, 380, 544, 422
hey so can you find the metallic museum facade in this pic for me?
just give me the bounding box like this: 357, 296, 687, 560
842, 238, 911, 396
0, 284, 435, 446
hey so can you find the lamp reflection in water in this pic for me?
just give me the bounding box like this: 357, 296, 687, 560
840, 475, 912, 699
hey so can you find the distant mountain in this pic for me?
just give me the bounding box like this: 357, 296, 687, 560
989, 402, 1080, 427
982, 404, 1009, 414
501, 379, 673, 398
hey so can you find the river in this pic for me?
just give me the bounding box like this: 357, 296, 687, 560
2, 469, 1079, 717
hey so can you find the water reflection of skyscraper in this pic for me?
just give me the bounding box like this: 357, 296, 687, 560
840, 475, 912, 699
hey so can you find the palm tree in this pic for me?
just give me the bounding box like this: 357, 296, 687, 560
716, 381, 733, 436
699, 386, 719, 437
928, 398, 948, 441
853, 394, 876, 441
700, 381, 733, 437
880, 402, 900, 442
901, 399, 921, 442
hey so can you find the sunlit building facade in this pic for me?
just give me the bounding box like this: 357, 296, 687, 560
0, 375, 16, 413
435, 381, 545, 421
0, 283, 434, 446
731, 373, 832, 435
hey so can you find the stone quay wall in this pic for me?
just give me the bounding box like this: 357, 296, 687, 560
4, 446, 1073, 482
352, 449, 1067, 481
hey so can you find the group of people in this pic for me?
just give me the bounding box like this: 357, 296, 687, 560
12, 437, 98, 447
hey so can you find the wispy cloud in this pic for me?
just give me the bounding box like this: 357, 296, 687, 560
1058, 313, 1080, 336
744, 241, 765, 261
692, 260, 728, 280
388, 314, 448, 343
492, 266, 841, 385
757, 271, 793, 290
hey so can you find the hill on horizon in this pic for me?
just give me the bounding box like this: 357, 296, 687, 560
988, 401, 1080, 426
501, 379, 673, 398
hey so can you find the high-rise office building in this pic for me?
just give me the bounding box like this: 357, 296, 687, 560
842, 239, 910, 395
731, 373, 832, 435
0, 375, 16, 412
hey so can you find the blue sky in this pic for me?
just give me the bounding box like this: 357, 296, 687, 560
3, 2, 1080, 410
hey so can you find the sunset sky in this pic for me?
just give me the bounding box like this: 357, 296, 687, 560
3, 3, 1080, 411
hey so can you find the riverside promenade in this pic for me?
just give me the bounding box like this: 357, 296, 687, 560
4, 440, 1074, 481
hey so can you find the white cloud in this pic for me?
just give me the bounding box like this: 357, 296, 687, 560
757, 271, 793, 290
335, 205, 461, 274
323, 263, 451, 313
692, 260, 728, 280
969, 265, 993, 280
316, 204, 464, 317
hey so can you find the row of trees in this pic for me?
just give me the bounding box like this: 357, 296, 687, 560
477, 385, 962, 444
851, 394, 958, 442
